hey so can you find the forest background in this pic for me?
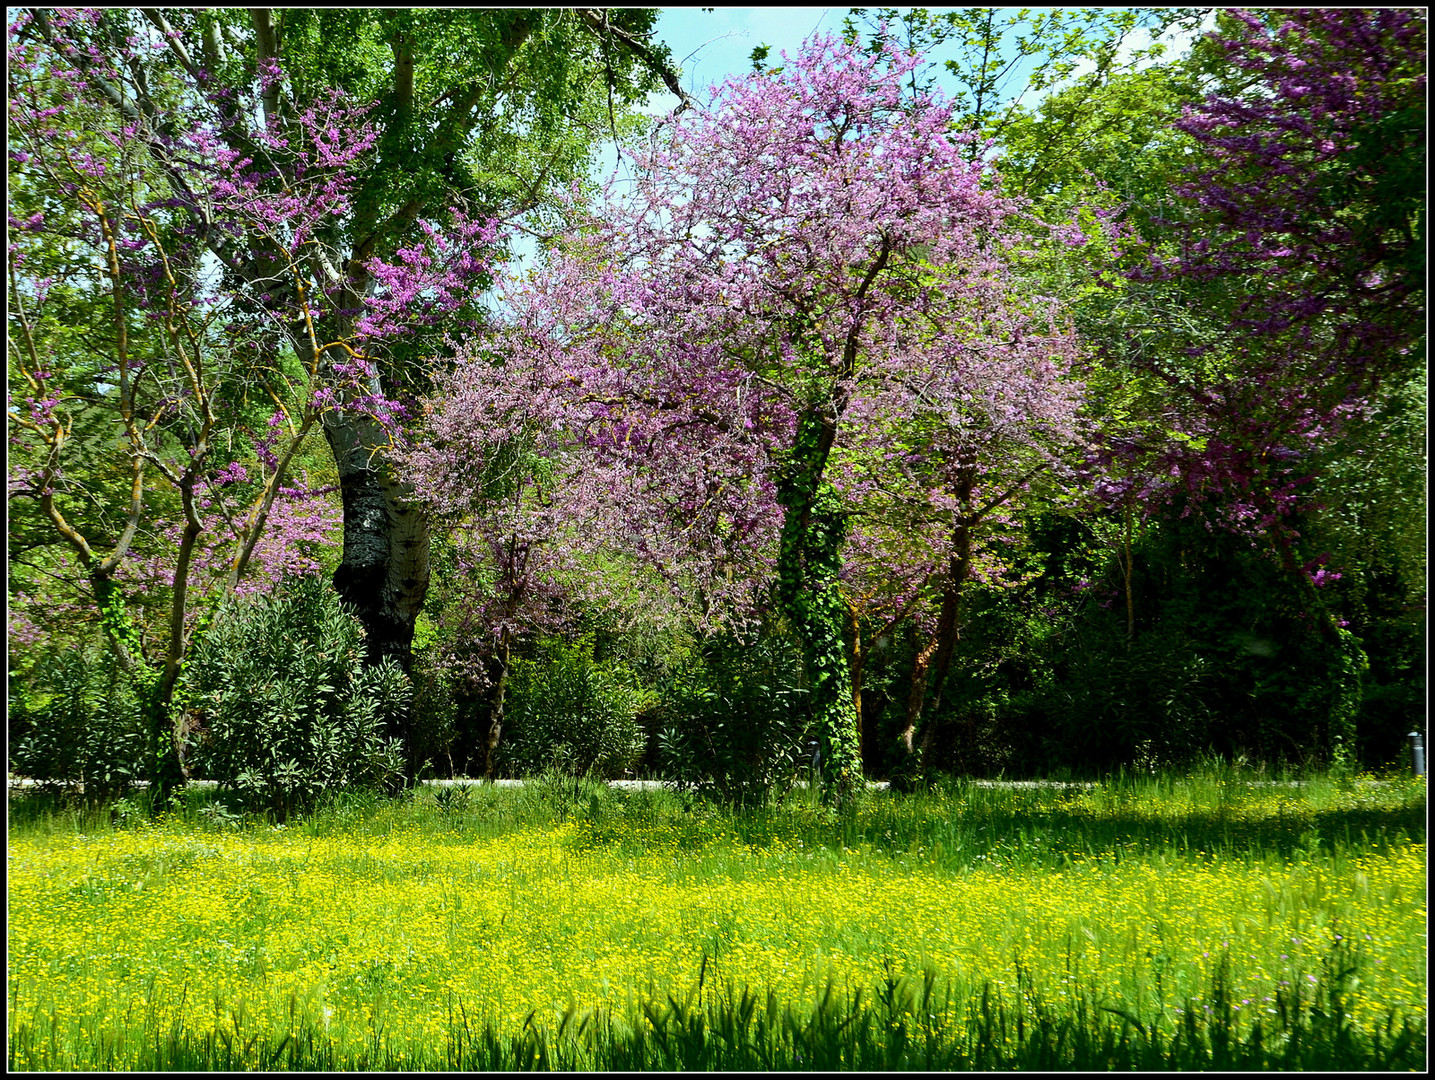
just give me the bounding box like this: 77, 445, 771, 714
7, 7, 1426, 813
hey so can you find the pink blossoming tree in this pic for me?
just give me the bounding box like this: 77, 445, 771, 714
15, 7, 687, 686
410, 34, 1086, 800
7, 8, 478, 794
1106, 8, 1425, 766
1129, 9, 1424, 576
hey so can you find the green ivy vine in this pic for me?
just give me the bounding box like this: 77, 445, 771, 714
776, 412, 862, 805
95, 578, 185, 800
1327, 627, 1368, 777
95, 579, 159, 696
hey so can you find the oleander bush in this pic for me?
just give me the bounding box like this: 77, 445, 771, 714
179, 575, 409, 819
657, 626, 812, 805
498, 634, 650, 778
7, 644, 148, 803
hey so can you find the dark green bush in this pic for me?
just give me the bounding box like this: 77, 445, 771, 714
1042, 622, 1216, 772
1358, 680, 1425, 768
7, 645, 147, 802
657, 627, 812, 805
498, 635, 649, 778
180, 575, 409, 818
407, 648, 461, 778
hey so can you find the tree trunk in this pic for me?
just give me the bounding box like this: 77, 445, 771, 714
483, 635, 512, 780
897, 474, 976, 771
1123, 498, 1136, 648
147, 504, 201, 805
923, 559, 969, 733
775, 408, 862, 806
902, 582, 964, 769
323, 410, 431, 676
900, 637, 938, 758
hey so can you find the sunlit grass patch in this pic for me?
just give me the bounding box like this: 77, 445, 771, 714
7, 772, 1426, 1070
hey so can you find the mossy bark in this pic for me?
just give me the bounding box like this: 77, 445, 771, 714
96, 579, 184, 807
776, 410, 862, 806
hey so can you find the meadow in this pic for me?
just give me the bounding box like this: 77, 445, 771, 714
7, 766, 1427, 1070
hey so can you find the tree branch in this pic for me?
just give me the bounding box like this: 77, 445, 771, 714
574, 8, 698, 115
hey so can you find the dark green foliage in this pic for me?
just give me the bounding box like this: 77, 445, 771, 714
892, 504, 1418, 779
1045, 622, 1215, 772
7, 645, 147, 803
498, 635, 648, 779
406, 649, 461, 779
1300, 374, 1426, 769
1044, 516, 1364, 772
657, 626, 812, 806
180, 576, 409, 818
1358, 681, 1425, 770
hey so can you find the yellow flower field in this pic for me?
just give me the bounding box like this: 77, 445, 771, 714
8, 784, 1426, 1066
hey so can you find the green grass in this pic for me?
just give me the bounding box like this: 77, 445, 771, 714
7, 765, 1427, 1071
9, 949, 1424, 1070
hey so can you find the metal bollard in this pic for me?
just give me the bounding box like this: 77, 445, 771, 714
807, 738, 821, 780
1410, 732, 1425, 777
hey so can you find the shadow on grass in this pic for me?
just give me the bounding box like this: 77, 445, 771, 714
565, 778, 1426, 868
9, 772, 1425, 871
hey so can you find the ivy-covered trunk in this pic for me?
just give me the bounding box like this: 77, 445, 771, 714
1268, 526, 1366, 771
95, 576, 184, 805
775, 409, 862, 805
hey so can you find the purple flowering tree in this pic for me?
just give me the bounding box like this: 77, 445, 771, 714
11, 7, 692, 680
410, 34, 1085, 800
1096, 9, 1425, 766
1126, 10, 1423, 564
838, 371, 1080, 767
403, 344, 613, 778
402, 250, 772, 776
6, 8, 430, 793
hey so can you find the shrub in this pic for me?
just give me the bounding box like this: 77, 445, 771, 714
407, 649, 461, 778
498, 635, 649, 778
180, 575, 408, 818
1041, 622, 1215, 772
1358, 680, 1425, 768
7, 645, 148, 802
657, 627, 812, 805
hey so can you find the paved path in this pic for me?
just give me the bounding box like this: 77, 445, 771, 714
7, 776, 878, 794
13, 775, 1359, 796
